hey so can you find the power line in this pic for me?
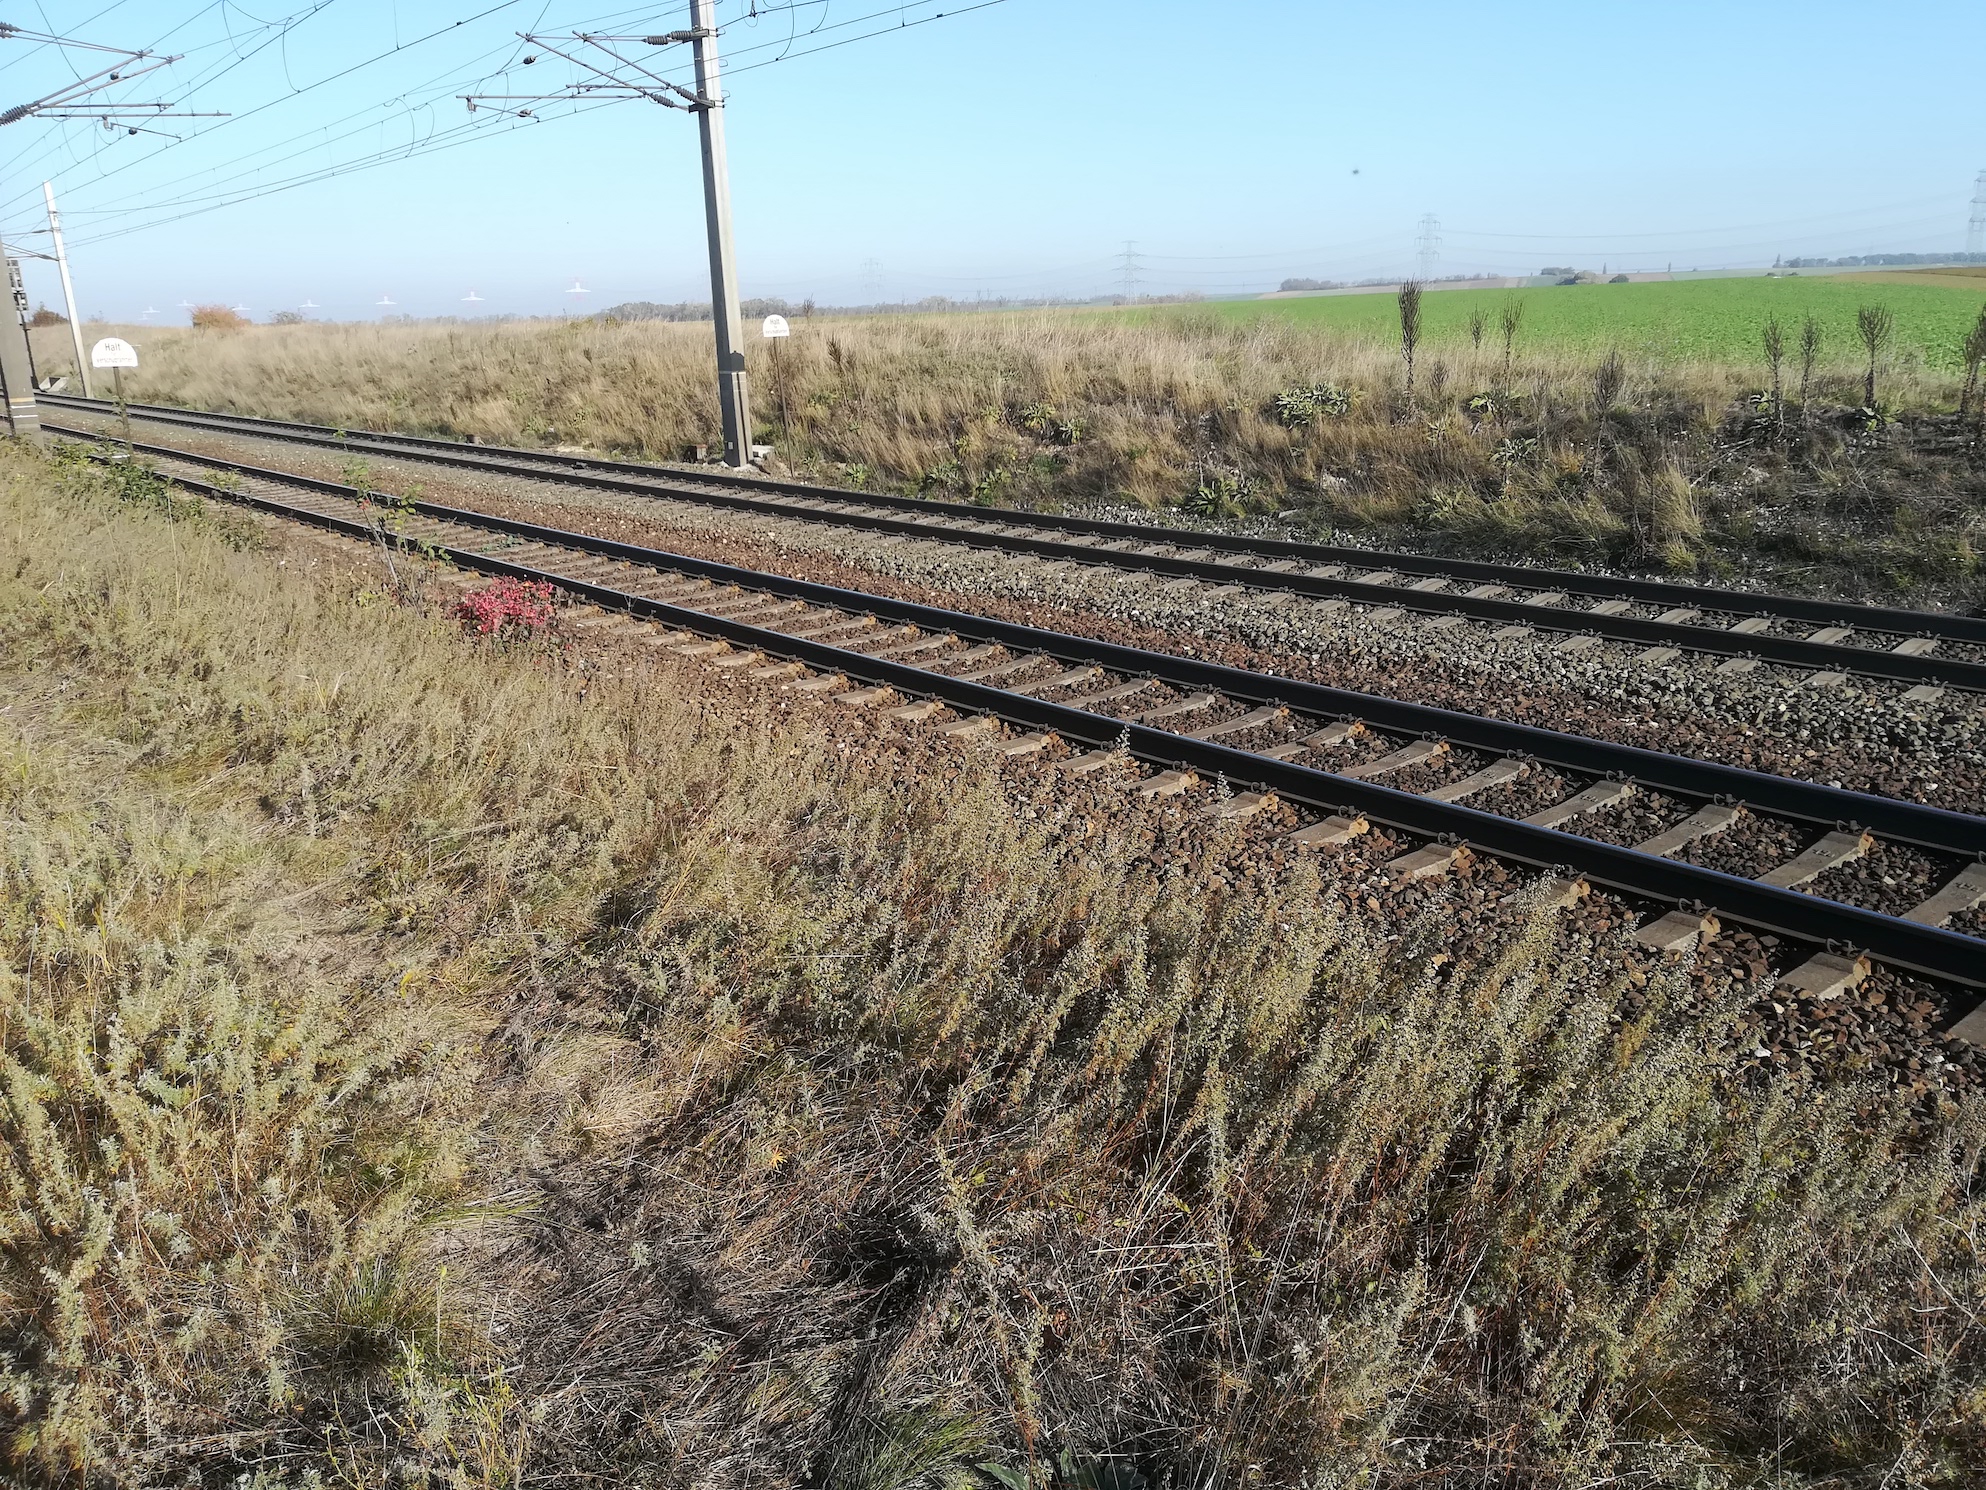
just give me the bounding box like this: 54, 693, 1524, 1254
0, 2, 143, 78
0, 18, 233, 443
66, 101, 595, 247
0, 0, 528, 220
66, 0, 1008, 251
44, 51, 540, 237
63, 0, 1011, 249
0, 4, 318, 190
718, 0, 1009, 75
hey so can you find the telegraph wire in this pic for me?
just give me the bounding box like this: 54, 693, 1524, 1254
20, 2, 789, 221
0, 2, 340, 211
19, 0, 981, 223
0, 0, 529, 218
713, 0, 1010, 80
69, 95, 627, 248
67, 82, 530, 232
5, 3, 338, 182
0, 3, 140, 77
56, 40, 535, 219
58, 0, 1010, 246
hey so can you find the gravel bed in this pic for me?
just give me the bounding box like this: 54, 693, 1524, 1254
1031, 678, 1120, 708
1802, 841, 1968, 920
1153, 698, 1248, 731
1462, 767, 1575, 820
1946, 902, 1986, 939
920, 646, 1014, 675
1211, 721, 1303, 754
1376, 754, 1487, 796
978, 657, 1064, 690
1090, 681, 1189, 718
1302, 730, 1398, 771
1674, 815, 1810, 879
1561, 793, 1696, 850
1728, 964, 1984, 1095
94, 414, 1986, 815
1683, 608, 1747, 630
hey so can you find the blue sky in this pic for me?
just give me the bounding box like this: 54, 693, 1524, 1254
2, 0, 1982, 321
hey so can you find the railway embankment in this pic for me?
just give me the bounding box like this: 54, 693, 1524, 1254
6, 440, 1986, 1486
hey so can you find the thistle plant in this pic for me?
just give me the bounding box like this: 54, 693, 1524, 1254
1591, 348, 1625, 463
1959, 301, 1986, 422
1398, 280, 1424, 415
1498, 294, 1525, 389
1797, 313, 1823, 424
1857, 303, 1894, 411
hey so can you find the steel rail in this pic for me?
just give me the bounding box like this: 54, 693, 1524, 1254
44, 392, 1986, 657
43, 410, 1986, 692
69, 427, 1986, 862
115, 454, 1985, 996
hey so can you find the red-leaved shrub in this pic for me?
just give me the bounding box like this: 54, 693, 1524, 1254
455, 577, 557, 638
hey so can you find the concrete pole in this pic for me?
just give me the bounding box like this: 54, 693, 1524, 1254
689, 0, 751, 468
0, 254, 42, 444
43, 182, 92, 398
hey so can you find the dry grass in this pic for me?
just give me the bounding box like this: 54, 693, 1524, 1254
2, 446, 1984, 1486
35, 308, 1986, 604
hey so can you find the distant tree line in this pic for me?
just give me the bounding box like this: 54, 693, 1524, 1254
1278, 273, 1505, 293
595, 291, 1200, 322
1280, 255, 1986, 293
1782, 252, 1986, 268
596, 297, 814, 323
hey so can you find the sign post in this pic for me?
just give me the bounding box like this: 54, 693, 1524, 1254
91, 337, 138, 449
761, 314, 791, 438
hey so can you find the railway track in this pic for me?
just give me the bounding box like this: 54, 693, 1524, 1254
42, 393, 1986, 695
64, 429, 1986, 1018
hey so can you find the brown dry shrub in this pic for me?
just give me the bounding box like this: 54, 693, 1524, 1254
187, 303, 248, 331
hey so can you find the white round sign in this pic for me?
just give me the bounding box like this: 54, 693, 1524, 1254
760, 314, 790, 339
90, 337, 138, 369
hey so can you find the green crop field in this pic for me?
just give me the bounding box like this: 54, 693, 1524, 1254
1178, 273, 1986, 371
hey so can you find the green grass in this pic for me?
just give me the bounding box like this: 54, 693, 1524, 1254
1182, 274, 1986, 371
